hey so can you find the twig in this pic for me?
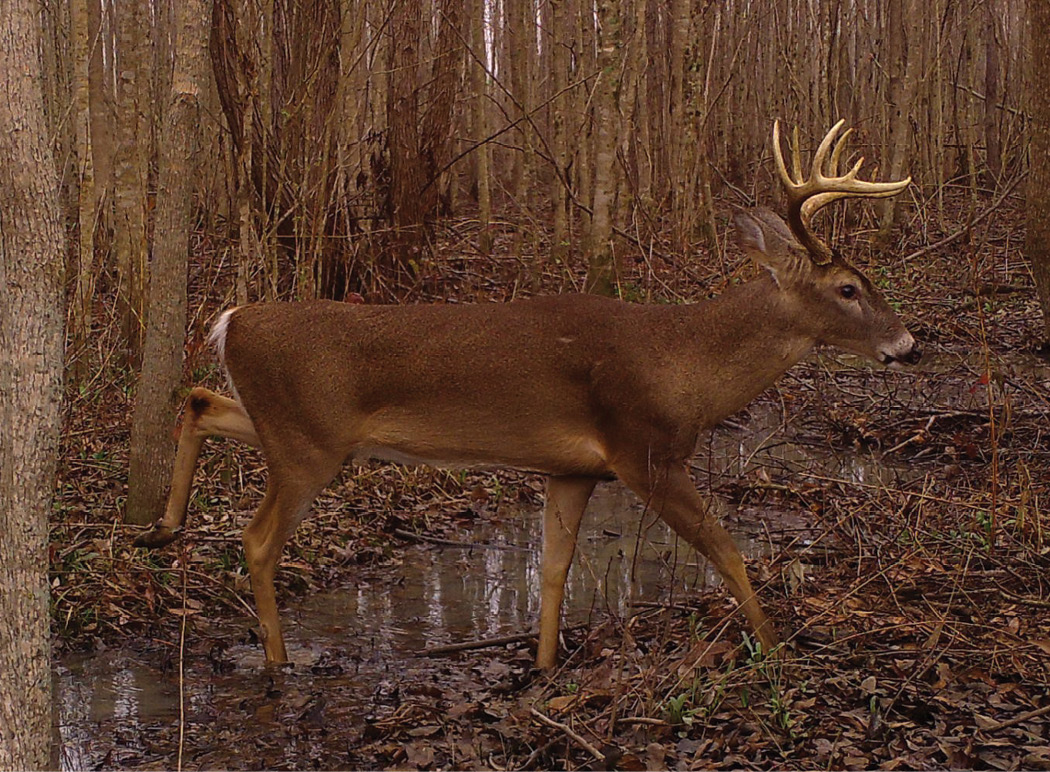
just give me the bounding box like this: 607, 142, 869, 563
420, 631, 537, 657
393, 528, 534, 552
614, 716, 670, 727
981, 702, 1050, 732
177, 549, 188, 772
999, 589, 1050, 609
902, 171, 1026, 263
528, 707, 606, 763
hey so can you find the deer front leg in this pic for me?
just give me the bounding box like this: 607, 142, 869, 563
536, 475, 597, 669
135, 387, 260, 549
616, 461, 779, 655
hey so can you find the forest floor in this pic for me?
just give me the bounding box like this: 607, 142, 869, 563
51, 193, 1050, 770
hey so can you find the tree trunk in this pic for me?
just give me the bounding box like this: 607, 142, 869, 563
420, 0, 463, 219
387, 0, 426, 283
470, 0, 492, 254
876, 0, 913, 245
126, 0, 211, 525
984, 0, 1001, 185
585, 0, 621, 296
1027, 0, 1050, 345
70, 0, 97, 385
112, 0, 150, 367
550, 0, 571, 262
0, 0, 66, 764
89, 0, 115, 208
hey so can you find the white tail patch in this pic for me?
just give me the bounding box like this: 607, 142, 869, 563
208, 308, 243, 404
208, 308, 238, 364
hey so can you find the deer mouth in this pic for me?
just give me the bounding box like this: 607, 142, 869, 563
880, 344, 922, 368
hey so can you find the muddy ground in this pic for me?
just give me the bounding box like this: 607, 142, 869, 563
51, 197, 1050, 769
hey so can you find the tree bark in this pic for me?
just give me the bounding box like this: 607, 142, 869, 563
876, 0, 915, 245
470, 0, 492, 254
70, 0, 97, 385
126, 0, 211, 525
0, 0, 66, 764
1027, 0, 1050, 344
984, 0, 1001, 185
585, 0, 622, 295
550, 0, 571, 261
112, 0, 150, 367
387, 0, 426, 281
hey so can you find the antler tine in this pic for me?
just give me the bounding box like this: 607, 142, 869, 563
791, 126, 803, 186
772, 120, 794, 187
771, 119, 912, 264
808, 119, 847, 184
828, 127, 854, 175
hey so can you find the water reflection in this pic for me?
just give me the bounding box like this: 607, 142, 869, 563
286, 483, 714, 662
55, 650, 179, 769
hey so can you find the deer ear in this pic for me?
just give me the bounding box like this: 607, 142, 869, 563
733, 209, 808, 287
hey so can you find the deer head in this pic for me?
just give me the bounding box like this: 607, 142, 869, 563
735, 120, 921, 368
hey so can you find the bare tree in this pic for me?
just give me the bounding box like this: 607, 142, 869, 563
126, 0, 212, 525
211, 0, 344, 299
0, 0, 66, 763
585, 0, 623, 294
1027, 0, 1050, 345
470, 0, 492, 254
112, 0, 150, 367
69, 0, 97, 384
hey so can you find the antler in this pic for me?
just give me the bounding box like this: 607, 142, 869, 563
772, 119, 911, 264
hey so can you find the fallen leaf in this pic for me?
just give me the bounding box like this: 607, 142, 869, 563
546, 694, 578, 713
1030, 638, 1050, 656
975, 713, 999, 730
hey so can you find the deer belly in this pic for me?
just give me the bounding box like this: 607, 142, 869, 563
351, 412, 610, 476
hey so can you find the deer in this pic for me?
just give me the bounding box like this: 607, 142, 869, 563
134, 120, 920, 668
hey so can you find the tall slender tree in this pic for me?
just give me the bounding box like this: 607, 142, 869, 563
112, 0, 150, 366
585, 0, 623, 295
0, 0, 67, 764
126, 0, 212, 525
1027, 0, 1050, 345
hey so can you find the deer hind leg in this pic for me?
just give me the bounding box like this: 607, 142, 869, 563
536, 475, 597, 669
135, 387, 260, 549
243, 461, 340, 664
614, 460, 779, 654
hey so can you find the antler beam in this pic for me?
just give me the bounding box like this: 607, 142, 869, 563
773, 119, 911, 264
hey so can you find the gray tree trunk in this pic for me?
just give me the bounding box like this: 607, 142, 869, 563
1028, 0, 1050, 344
112, 0, 150, 367
0, 0, 67, 764
585, 0, 622, 296
126, 0, 211, 525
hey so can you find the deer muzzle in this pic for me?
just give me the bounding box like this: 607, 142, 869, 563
879, 332, 922, 368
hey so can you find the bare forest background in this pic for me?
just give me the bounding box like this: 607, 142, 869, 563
4, 0, 1048, 765
37, 0, 1049, 521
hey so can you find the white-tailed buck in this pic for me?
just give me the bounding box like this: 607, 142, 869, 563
136, 121, 920, 667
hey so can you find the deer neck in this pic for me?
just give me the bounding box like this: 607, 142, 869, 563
678, 274, 816, 425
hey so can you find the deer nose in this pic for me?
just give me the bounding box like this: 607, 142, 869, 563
900, 342, 922, 365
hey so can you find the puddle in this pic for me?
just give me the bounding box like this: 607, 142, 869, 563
55, 484, 770, 768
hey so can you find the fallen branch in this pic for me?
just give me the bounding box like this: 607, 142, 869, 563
393, 528, 533, 552
903, 171, 1026, 263
420, 631, 537, 657
981, 702, 1050, 732
528, 707, 606, 763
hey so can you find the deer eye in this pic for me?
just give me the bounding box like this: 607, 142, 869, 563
839, 284, 858, 300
